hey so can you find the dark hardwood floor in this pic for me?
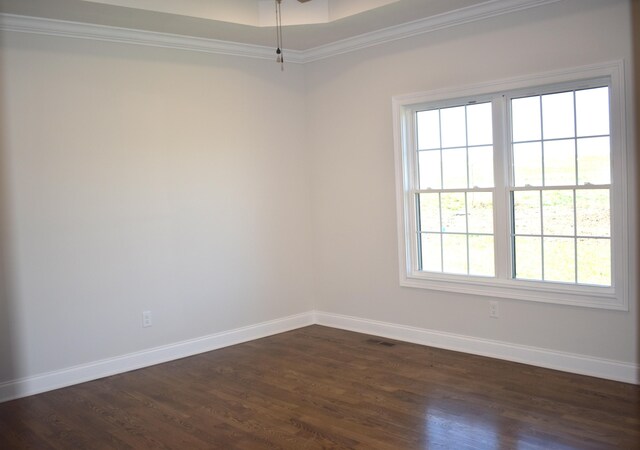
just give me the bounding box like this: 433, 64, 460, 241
0, 325, 638, 449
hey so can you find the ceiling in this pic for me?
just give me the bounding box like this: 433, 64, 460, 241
0, 0, 496, 50
78, 0, 406, 27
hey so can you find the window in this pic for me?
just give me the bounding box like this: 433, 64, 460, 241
393, 62, 629, 310
416, 102, 495, 277
510, 87, 611, 286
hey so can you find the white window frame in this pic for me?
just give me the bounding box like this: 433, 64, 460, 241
393, 61, 629, 310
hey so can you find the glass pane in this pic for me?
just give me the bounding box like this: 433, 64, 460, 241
542, 91, 575, 140
417, 110, 441, 150
420, 233, 442, 272
542, 190, 575, 236
469, 235, 494, 277
442, 234, 467, 274
419, 150, 442, 189
576, 189, 610, 237
543, 139, 576, 186
513, 142, 542, 186
513, 190, 541, 235
440, 106, 466, 148
468, 146, 494, 188
467, 192, 493, 234
543, 237, 575, 283
440, 193, 466, 233
577, 137, 610, 185
514, 236, 542, 280
577, 238, 611, 286
419, 193, 441, 232
442, 148, 467, 189
576, 87, 609, 138
512, 96, 541, 142
467, 103, 493, 146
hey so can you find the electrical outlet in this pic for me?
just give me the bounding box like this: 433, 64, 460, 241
142, 310, 152, 328
489, 301, 499, 319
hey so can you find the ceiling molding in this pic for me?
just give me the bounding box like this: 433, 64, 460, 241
0, 0, 562, 64
0, 13, 306, 63
300, 0, 563, 62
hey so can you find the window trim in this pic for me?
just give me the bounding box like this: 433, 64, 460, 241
393, 61, 629, 310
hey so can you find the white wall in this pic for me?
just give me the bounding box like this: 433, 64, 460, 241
307, 0, 638, 363
0, 0, 636, 391
0, 33, 313, 383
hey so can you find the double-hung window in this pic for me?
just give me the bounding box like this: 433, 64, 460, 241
393, 62, 629, 309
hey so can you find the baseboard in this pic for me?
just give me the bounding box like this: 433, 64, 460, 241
314, 311, 640, 385
0, 311, 314, 403
1, 309, 637, 403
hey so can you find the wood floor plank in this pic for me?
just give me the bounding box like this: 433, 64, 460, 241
0, 325, 638, 449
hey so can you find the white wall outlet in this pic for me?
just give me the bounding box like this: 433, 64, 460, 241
142, 310, 152, 328
489, 301, 499, 319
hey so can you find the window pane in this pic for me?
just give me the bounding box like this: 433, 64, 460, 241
543, 237, 575, 283
467, 103, 493, 146
440, 193, 466, 233
513, 190, 541, 235
440, 106, 466, 148
442, 148, 467, 189
419, 193, 441, 232
542, 190, 574, 236
419, 150, 442, 189
577, 238, 611, 286
576, 189, 610, 237
442, 234, 467, 274
469, 235, 494, 276
513, 142, 542, 186
468, 146, 494, 188
417, 110, 440, 150
542, 91, 575, 140
576, 87, 609, 138
544, 139, 576, 186
420, 233, 442, 272
512, 96, 541, 142
467, 192, 493, 234
577, 137, 610, 185
514, 236, 542, 280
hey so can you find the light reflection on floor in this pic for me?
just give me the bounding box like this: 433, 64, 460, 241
422, 400, 581, 449
424, 406, 498, 449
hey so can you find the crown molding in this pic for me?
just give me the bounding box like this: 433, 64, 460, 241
301, 0, 563, 62
0, 0, 562, 64
0, 13, 307, 63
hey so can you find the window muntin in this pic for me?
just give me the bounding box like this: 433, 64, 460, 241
394, 62, 628, 310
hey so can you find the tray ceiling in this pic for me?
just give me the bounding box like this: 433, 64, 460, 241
0, 0, 497, 50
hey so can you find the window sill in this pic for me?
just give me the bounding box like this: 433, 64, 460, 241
400, 271, 627, 310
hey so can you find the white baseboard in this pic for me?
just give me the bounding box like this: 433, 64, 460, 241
314, 311, 640, 385
0, 311, 314, 403
1, 309, 637, 403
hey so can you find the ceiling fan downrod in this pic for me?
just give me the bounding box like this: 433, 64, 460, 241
275, 0, 313, 70
275, 0, 284, 70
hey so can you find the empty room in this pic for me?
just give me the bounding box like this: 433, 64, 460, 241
0, 0, 638, 448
